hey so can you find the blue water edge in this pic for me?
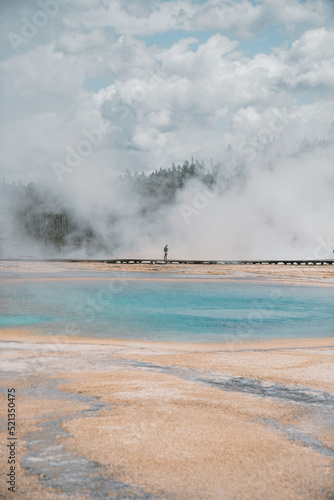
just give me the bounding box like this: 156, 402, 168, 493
1, 280, 333, 342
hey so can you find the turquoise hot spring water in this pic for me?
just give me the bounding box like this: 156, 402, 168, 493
1, 278, 333, 342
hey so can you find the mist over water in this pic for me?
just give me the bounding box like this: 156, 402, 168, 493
1, 137, 333, 260
1, 1, 334, 260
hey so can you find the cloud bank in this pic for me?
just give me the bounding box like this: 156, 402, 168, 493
0, 0, 333, 259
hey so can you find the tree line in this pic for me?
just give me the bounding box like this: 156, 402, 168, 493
0, 158, 240, 254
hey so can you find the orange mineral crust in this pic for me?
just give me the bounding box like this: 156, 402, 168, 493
1, 336, 333, 498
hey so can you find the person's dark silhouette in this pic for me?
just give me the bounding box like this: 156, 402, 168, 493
164, 245, 168, 262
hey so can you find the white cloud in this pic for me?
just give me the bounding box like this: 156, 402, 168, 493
0, 44, 86, 97
57, 28, 107, 53
63, 0, 333, 39
262, 0, 332, 32
64, 0, 197, 35
1, 1, 334, 255
277, 28, 334, 90
3, 19, 333, 186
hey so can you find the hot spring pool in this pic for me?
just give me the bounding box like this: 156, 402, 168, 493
1, 279, 333, 342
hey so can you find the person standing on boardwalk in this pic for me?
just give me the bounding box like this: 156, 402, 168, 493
164, 244, 168, 262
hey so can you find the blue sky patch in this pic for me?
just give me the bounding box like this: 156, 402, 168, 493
84, 78, 109, 93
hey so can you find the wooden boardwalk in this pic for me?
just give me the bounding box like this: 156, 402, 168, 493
3, 258, 334, 265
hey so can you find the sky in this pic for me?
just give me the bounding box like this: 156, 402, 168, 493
0, 0, 334, 258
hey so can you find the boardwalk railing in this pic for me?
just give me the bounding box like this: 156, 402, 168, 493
1, 258, 334, 265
